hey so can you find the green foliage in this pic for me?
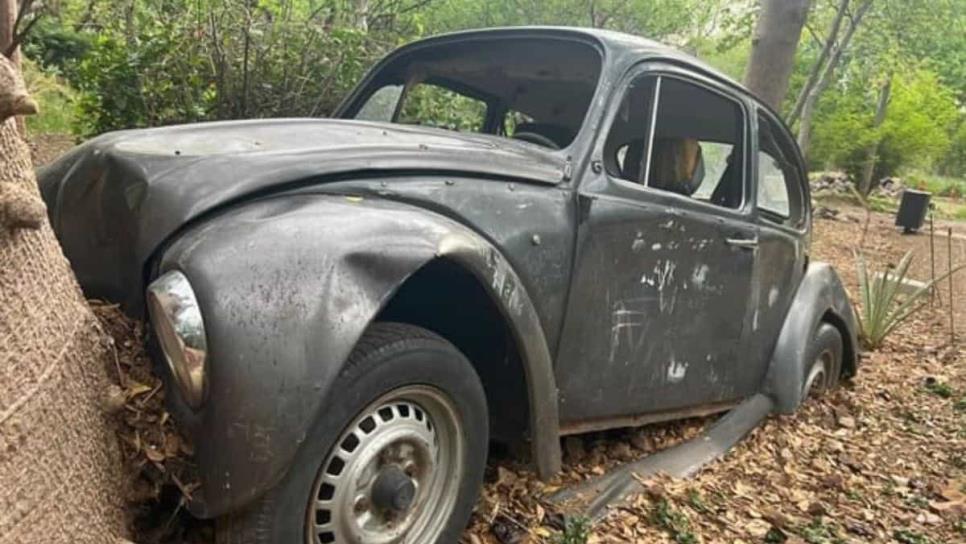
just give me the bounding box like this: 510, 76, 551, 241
398, 83, 487, 132
652, 499, 698, 544
72, 28, 214, 135
809, 69, 959, 180
34, 1, 405, 135
906, 172, 966, 199
800, 517, 842, 544
893, 529, 934, 544
924, 380, 954, 399
877, 70, 959, 174
554, 515, 591, 544
854, 251, 963, 350
940, 122, 966, 178
22, 59, 79, 135
22, 18, 92, 75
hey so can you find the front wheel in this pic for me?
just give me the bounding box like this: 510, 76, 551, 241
217, 323, 489, 544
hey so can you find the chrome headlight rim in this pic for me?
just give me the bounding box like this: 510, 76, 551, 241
146, 270, 208, 410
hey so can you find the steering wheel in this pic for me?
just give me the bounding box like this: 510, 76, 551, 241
512, 131, 561, 150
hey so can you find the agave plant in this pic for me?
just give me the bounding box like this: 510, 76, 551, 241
855, 250, 963, 350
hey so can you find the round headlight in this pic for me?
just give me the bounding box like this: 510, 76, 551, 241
146, 270, 207, 409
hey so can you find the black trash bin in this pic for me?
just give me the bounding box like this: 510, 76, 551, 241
895, 189, 931, 233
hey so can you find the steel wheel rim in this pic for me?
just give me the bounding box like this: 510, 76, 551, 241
804, 350, 832, 397
306, 385, 464, 544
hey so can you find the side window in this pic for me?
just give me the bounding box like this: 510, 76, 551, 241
645, 77, 745, 209
757, 113, 804, 225
355, 85, 403, 122
603, 75, 658, 183
397, 83, 487, 132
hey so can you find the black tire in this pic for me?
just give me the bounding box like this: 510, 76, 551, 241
216, 322, 489, 544
802, 323, 844, 397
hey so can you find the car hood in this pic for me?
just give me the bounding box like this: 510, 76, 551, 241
38, 118, 567, 310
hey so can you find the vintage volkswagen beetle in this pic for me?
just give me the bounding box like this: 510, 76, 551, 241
39, 27, 857, 543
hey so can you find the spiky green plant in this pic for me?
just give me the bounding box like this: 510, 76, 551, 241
855, 250, 963, 349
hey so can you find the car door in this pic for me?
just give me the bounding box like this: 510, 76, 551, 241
556, 66, 759, 425
746, 108, 810, 373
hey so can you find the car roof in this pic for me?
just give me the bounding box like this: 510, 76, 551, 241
397, 26, 749, 99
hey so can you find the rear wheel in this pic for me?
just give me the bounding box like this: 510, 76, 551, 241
216, 322, 489, 544
802, 323, 843, 398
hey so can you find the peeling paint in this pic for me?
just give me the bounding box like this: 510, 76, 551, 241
631, 231, 646, 252
609, 300, 644, 363
667, 359, 688, 383
768, 286, 780, 307
691, 264, 709, 287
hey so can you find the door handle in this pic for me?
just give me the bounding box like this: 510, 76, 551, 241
726, 236, 758, 249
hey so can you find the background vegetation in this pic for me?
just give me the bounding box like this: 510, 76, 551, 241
16, 0, 966, 191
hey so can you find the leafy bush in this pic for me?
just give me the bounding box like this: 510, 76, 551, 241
810, 69, 960, 180
939, 122, 966, 178
59, 3, 395, 136
72, 30, 215, 135
22, 18, 92, 76
22, 58, 79, 135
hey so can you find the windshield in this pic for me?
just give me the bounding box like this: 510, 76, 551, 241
343, 37, 603, 150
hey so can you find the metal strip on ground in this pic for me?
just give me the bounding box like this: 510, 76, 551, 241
548, 394, 774, 521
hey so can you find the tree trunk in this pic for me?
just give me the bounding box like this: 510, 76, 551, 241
796, 0, 873, 159
0, 51, 128, 543
0, 0, 22, 135
787, 0, 850, 126
353, 0, 368, 31
859, 74, 892, 195
744, 0, 812, 110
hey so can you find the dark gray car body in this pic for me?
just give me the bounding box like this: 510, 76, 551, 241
39, 27, 858, 519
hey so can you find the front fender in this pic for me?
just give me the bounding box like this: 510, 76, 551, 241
763, 262, 858, 413
156, 193, 561, 518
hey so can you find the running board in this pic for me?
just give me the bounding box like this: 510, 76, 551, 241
547, 394, 774, 521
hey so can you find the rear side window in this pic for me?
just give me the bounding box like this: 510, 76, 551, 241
757, 113, 805, 226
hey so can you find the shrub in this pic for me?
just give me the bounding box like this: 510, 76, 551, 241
22, 58, 79, 135
855, 251, 963, 349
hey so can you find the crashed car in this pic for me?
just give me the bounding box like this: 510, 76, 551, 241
40, 27, 857, 543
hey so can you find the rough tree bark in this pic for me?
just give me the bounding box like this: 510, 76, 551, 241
0, 23, 128, 544
744, 0, 812, 110
795, 0, 873, 159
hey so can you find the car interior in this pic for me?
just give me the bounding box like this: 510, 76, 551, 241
347, 36, 603, 149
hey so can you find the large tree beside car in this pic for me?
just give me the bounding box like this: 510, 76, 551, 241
0, 4, 127, 541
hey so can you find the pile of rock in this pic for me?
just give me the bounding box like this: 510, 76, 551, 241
874, 176, 905, 198
811, 171, 853, 195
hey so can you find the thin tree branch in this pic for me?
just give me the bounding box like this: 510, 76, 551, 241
787, 0, 850, 126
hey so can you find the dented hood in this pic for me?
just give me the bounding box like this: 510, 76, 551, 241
38, 118, 566, 308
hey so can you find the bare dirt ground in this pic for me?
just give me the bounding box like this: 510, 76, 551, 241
28, 132, 76, 167
34, 137, 964, 543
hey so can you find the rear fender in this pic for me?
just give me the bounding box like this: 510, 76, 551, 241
762, 262, 858, 413
158, 194, 561, 518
